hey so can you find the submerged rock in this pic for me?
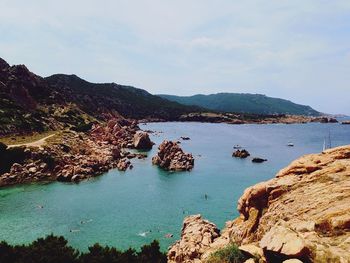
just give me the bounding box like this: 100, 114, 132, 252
233, 149, 250, 158
152, 140, 194, 171
252, 157, 267, 163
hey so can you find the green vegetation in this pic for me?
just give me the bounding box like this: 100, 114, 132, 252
46, 74, 201, 121
159, 93, 321, 116
206, 243, 248, 263
0, 55, 202, 135
0, 234, 167, 263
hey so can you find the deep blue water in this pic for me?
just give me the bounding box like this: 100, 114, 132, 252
0, 122, 349, 251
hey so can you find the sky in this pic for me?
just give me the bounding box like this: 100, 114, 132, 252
1, 0, 349, 115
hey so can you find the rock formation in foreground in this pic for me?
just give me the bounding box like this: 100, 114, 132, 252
168, 145, 350, 263
152, 140, 194, 171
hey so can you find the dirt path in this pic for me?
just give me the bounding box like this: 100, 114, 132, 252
8, 134, 56, 148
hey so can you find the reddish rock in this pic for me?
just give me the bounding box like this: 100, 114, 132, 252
233, 149, 250, 158
133, 131, 153, 150
152, 140, 194, 171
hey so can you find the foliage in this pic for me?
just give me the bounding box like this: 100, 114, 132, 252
206, 243, 248, 263
0, 235, 167, 263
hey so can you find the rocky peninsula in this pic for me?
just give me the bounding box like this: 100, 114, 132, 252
0, 117, 151, 187
168, 145, 350, 263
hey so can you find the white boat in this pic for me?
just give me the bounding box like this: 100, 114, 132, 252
287, 142, 294, 147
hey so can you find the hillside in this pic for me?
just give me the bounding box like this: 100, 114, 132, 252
0, 57, 199, 135
159, 93, 321, 116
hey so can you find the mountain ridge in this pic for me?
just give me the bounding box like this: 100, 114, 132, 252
159, 93, 322, 116
0, 57, 201, 135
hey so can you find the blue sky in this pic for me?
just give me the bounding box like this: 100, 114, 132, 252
1, 0, 350, 114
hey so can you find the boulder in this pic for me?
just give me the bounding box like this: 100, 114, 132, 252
168, 215, 220, 263
117, 158, 130, 171
259, 225, 309, 258
133, 132, 153, 150
152, 140, 194, 171
233, 149, 250, 158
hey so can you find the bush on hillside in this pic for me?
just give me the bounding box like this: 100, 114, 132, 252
206, 243, 248, 263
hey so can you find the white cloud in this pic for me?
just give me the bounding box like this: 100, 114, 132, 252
0, 0, 350, 114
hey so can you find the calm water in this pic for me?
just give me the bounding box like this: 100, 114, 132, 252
0, 122, 349, 251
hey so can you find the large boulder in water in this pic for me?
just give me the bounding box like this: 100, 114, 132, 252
152, 140, 194, 171
133, 132, 153, 150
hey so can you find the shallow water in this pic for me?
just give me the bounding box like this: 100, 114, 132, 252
0, 122, 349, 251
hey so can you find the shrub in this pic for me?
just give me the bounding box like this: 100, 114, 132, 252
206, 243, 248, 263
0, 235, 166, 263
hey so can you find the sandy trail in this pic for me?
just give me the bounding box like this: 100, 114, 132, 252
8, 134, 56, 148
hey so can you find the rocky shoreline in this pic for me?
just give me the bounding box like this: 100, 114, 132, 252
175, 112, 339, 125
168, 145, 350, 263
0, 117, 152, 187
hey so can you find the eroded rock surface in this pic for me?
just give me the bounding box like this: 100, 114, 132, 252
0, 117, 147, 186
152, 140, 194, 171
168, 215, 220, 263
133, 131, 153, 150
168, 145, 350, 263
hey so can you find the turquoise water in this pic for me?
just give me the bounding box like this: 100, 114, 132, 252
0, 122, 349, 251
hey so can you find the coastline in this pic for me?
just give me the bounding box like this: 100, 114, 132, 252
0, 117, 148, 187
0, 115, 343, 188
168, 145, 350, 263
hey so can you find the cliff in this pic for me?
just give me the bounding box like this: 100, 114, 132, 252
168, 145, 350, 263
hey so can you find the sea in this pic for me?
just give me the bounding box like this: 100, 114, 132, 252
0, 121, 349, 251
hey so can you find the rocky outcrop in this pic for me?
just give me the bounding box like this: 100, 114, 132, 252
233, 149, 250, 158
0, 118, 145, 186
311, 117, 338, 123
168, 145, 350, 263
133, 131, 153, 150
168, 215, 220, 263
152, 140, 194, 171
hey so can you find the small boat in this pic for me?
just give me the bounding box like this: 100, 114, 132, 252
233, 145, 242, 149
287, 142, 294, 147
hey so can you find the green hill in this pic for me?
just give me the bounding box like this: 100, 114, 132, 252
0, 57, 199, 135
158, 93, 321, 116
